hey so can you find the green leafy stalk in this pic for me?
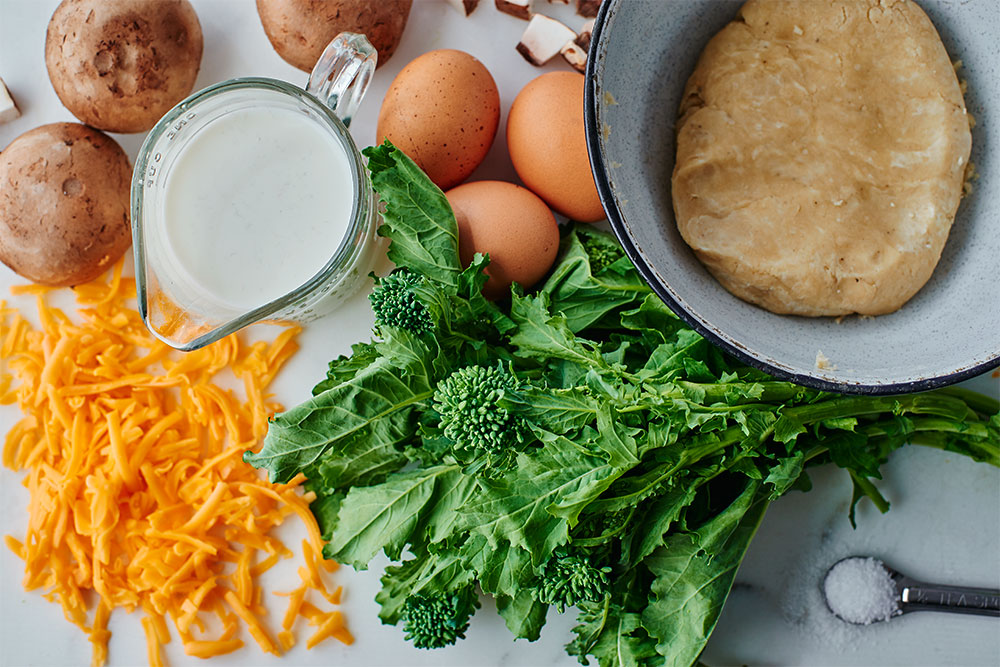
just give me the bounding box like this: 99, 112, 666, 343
243, 140, 1000, 667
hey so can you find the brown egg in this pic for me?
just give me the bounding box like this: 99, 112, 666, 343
377, 50, 500, 191
507, 71, 605, 223
445, 181, 559, 300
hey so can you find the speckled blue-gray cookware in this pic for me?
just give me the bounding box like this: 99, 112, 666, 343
585, 0, 999, 395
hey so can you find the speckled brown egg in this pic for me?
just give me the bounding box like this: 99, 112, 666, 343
377, 50, 500, 191
446, 180, 559, 300
507, 71, 605, 223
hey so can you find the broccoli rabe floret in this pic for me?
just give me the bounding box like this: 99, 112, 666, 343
580, 232, 625, 274
432, 365, 527, 474
370, 269, 433, 334
535, 547, 611, 612
400, 586, 480, 649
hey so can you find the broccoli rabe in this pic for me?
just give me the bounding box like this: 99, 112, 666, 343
400, 586, 480, 649
579, 230, 625, 273
370, 269, 433, 334
535, 547, 612, 613
246, 143, 1000, 667
432, 365, 528, 474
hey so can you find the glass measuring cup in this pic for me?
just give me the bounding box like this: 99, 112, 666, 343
131, 33, 378, 351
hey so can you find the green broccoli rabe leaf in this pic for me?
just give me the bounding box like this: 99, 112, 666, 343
496, 589, 548, 642
325, 465, 446, 568
377, 557, 433, 626
619, 484, 700, 568
568, 596, 660, 667
762, 450, 806, 499
310, 427, 409, 492
642, 481, 770, 667
542, 226, 652, 333
364, 141, 462, 286
458, 439, 624, 568
406, 253, 515, 343
502, 386, 601, 435
510, 292, 610, 372
309, 491, 343, 542
594, 405, 640, 469
454, 253, 517, 335
459, 533, 536, 600
311, 341, 380, 395
325, 464, 474, 569
773, 393, 977, 446
911, 413, 1000, 465
243, 329, 437, 483
422, 465, 481, 545
618, 293, 687, 348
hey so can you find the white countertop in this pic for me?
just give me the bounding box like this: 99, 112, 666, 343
1, 1, 998, 666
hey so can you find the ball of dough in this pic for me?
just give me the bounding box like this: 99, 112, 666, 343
0, 123, 133, 286
257, 0, 413, 72
672, 0, 972, 316
45, 0, 203, 133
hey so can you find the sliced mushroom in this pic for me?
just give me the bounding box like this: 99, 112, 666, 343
560, 41, 587, 72
0, 78, 19, 124
576, 18, 595, 51
496, 0, 532, 20
577, 0, 601, 18
446, 0, 480, 15
516, 14, 577, 66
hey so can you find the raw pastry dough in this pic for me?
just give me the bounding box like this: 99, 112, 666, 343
672, 0, 972, 316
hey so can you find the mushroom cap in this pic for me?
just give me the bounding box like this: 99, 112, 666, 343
45, 0, 203, 133
256, 0, 413, 72
0, 123, 133, 286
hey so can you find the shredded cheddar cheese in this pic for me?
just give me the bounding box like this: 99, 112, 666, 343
1, 262, 353, 665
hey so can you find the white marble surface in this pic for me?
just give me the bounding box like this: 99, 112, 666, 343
1, 1, 998, 666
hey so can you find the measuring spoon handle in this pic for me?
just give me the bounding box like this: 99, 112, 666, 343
898, 578, 1000, 617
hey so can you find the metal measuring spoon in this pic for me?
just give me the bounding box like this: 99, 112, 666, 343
823, 556, 1000, 624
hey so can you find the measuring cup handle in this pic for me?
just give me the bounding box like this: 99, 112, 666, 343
306, 32, 377, 128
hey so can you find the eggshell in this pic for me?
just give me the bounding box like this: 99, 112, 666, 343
445, 181, 559, 300
377, 50, 500, 191
506, 71, 605, 223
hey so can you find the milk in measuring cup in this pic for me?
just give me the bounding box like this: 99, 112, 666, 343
162, 106, 354, 310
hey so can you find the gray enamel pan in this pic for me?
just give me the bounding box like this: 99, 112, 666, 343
584, 0, 1000, 395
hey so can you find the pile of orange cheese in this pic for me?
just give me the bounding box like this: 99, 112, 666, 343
0, 261, 351, 666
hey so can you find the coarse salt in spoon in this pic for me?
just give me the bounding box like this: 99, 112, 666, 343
823, 556, 1000, 625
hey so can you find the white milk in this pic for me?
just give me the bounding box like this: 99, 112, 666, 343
162, 106, 354, 310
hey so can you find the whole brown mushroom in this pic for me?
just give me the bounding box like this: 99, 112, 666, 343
0, 123, 133, 286
256, 0, 413, 72
45, 0, 203, 133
